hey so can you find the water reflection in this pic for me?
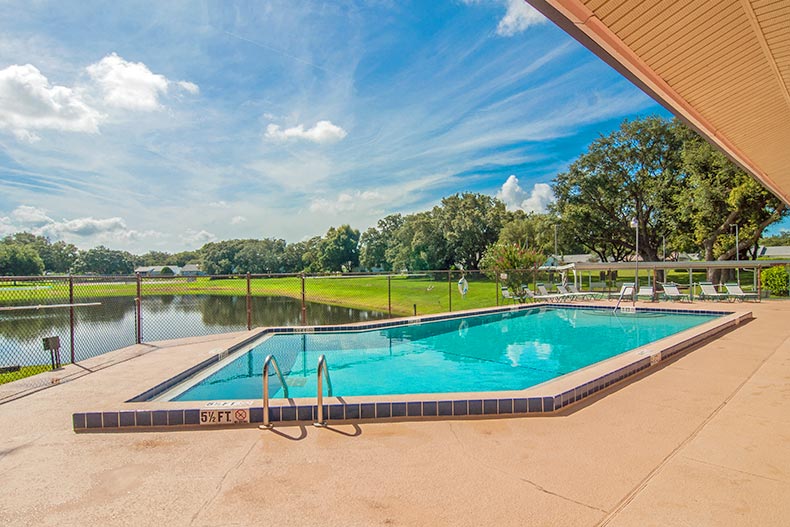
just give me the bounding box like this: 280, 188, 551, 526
0, 295, 386, 366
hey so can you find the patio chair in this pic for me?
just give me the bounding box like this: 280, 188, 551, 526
724, 283, 759, 302
698, 281, 728, 301
636, 286, 655, 302
501, 286, 516, 304
567, 283, 603, 300
556, 284, 587, 301
608, 283, 635, 300
660, 283, 691, 302
536, 283, 568, 302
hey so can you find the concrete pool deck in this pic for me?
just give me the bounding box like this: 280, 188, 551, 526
1, 300, 789, 526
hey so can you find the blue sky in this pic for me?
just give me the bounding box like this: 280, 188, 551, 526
5, 0, 774, 253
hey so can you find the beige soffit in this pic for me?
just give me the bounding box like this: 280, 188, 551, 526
528, 0, 790, 206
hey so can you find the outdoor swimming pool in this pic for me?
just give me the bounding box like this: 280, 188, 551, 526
162, 306, 720, 401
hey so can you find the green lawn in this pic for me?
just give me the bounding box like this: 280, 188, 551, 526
0, 364, 52, 385
0, 275, 505, 317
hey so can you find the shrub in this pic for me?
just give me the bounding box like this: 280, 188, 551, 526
761, 266, 789, 296
480, 243, 545, 292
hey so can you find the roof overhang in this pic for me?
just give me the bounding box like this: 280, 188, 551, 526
528, 0, 790, 205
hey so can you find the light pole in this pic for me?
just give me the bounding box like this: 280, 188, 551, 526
730, 223, 740, 285
630, 218, 639, 303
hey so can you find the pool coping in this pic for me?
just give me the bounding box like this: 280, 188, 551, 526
72, 302, 752, 432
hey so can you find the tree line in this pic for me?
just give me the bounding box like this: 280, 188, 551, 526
1, 116, 787, 277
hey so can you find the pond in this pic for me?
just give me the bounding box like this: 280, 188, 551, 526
0, 295, 387, 367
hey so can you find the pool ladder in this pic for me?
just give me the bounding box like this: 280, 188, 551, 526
260, 355, 289, 429
314, 354, 334, 427
260, 354, 334, 429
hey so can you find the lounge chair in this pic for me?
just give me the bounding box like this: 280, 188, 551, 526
536, 283, 568, 302
556, 284, 585, 301
660, 283, 690, 302
501, 286, 517, 304
608, 283, 635, 300
636, 286, 655, 302
724, 283, 759, 302
698, 281, 728, 301
567, 283, 603, 300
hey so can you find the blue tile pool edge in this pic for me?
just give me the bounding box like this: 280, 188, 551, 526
73, 307, 752, 432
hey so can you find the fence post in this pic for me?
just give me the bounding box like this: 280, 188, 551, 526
69, 275, 75, 363
246, 272, 252, 331
757, 265, 762, 299
135, 273, 142, 344
301, 273, 307, 325
388, 275, 392, 318
448, 270, 452, 312
495, 270, 500, 306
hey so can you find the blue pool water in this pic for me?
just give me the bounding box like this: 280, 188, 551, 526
169, 307, 719, 401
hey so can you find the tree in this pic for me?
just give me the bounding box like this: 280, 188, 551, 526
675, 129, 787, 281
359, 214, 403, 271
171, 250, 200, 267
44, 240, 79, 273
552, 116, 685, 263
319, 225, 360, 272
71, 246, 134, 275
436, 193, 508, 269
2, 232, 78, 272
139, 251, 173, 266
199, 240, 249, 275
234, 238, 287, 273
761, 231, 790, 247
385, 212, 449, 271
480, 242, 545, 293
0, 244, 45, 276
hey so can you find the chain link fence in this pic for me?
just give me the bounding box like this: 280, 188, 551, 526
0, 271, 500, 384
2, 263, 783, 384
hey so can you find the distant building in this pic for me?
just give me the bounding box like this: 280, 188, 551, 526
134, 265, 183, 277
758, 246, 790, 258
181, 264, 203, 276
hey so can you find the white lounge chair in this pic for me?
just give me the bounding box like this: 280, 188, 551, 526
724, 283, 759, 302
660, 283, 690, 302
536, 283, 568, 302
609, 283, 635, 300
567, 283, 602, 300
698, 281, 728, 301
501, 286, 516, 304
556, 284, 586, 301
636, 286, 654, 302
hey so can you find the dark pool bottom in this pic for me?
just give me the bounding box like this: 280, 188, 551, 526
72, 303, 751, 432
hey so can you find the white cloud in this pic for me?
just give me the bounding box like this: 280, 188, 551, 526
86, 52, 198, 111
496, 0, 546, 36
11, 205, 52, 225
497, 175, 554, 213
176, 81, 199, 95
182, 229, 216, 246
40, 216, 128, 237
208, 201, 228, 208
230, 215, 246, 225
265, 120, 347, 144
0, 64, 103, 140
1, 205, 157, 243
309, 190, 382, 214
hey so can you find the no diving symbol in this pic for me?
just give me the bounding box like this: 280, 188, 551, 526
235, 409, 247, 421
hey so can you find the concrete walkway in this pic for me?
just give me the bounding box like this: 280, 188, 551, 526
1, 302, 789, 526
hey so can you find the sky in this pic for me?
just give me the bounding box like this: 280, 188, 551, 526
4, 0, 777, 254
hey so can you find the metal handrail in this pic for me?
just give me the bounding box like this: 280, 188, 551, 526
260, 355, 288, 429
0, 302, 101, 312
314, 354, 333, 427
613, 283, 635, 313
